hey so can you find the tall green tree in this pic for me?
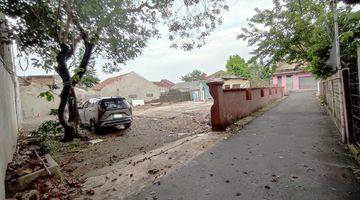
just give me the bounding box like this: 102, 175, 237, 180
238, 0, 359, 79
225, 55, 250, 78
181, 69, 207, 82
0, 0, 228, 141
248, 61, 273, 87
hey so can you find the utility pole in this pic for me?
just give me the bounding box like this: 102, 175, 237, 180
331, 0, 341, 70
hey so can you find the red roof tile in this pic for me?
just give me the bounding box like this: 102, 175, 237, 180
92, 73, 129, 91
152, 79, 175, 88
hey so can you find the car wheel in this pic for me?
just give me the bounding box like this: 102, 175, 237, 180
124, 123, 131, 129
90, 120, 98, 133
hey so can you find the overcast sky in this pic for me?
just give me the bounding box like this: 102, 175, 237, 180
16, 0, 274, 83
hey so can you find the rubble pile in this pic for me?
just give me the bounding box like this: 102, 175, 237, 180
5, 134, 84, 199
5, 136, 45, 185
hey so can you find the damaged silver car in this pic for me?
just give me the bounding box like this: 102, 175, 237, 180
79, 97, 132, 132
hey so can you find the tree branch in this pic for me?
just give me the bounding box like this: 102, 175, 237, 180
124, 0, 163, 13
62, 0, 72, 44
56, 0, 63, 43
71, 33, 94, 86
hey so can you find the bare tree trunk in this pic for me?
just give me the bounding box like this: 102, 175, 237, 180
54, 25, 95, 142
68, 88, 80, 136
56, 33, 94, 142
57, 44, 76, 142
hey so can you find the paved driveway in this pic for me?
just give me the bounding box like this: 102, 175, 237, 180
129, 92, 360, 200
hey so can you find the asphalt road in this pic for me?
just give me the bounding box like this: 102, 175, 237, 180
128, 92, 360, 200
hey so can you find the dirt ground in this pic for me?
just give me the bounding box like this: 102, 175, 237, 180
13, 98, 285, 199
37, 101, 213, 178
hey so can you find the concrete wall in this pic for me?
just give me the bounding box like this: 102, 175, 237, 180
20, 85, 61, 118
320, 71, 346, 142
0, 37, 18, 199
208, 81, 283, 131
21, 84, 99, 119
99, 72, 160, 102
160, 89, 191, 103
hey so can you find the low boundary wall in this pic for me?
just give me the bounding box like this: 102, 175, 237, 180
207, 81, 284, 131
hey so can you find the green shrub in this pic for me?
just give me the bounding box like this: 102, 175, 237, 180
49, 108, 58, 115
30, 120, 63, 154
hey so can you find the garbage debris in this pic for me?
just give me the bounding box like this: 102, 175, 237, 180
88, 139, 103, 144
148, 169, 160, 175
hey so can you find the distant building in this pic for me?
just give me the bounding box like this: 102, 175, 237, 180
208, 70, 250, 89
207, 70, 230, 79
171, 80, 212, 101
221, 75, 250, 89
152, 79, 175, 94
272, 63, 317, 92
92, 71, 160, 102
19, 75, 62, 87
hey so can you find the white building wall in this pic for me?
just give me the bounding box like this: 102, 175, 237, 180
0, 38, 18, 199
20, 85, 99, 119
100, 72, 160, 102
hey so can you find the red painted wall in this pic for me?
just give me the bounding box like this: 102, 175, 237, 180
207, 81, 284, 131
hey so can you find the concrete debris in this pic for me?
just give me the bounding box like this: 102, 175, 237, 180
177, 133, 191, 136
88, 139, 103, 144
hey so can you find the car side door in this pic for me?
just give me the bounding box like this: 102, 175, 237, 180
78, 101, 86, 124
82, 101, 90, 124
86, 101, 97, 123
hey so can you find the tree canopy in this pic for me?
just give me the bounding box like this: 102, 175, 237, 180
238, 0, 360, 79
0, 0, 229, 141
1, 0, 229, 70
181, 69, 207, 82
225, 55, 250, 78
225, 55, 273, 86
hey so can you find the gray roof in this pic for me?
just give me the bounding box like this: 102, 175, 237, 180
171, 81, 203, 91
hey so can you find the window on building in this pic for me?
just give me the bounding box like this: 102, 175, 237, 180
146, 93, 153, 97
232, 84, 241, 88
128, 94, 137, 98
224, 85, 231, 89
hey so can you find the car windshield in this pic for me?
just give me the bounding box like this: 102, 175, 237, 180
100, 98, 127, 110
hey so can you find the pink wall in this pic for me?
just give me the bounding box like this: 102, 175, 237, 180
207, 81, 284, 131
272, 72, 314, 91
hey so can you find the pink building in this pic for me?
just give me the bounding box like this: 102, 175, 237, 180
272, 63, 317, 93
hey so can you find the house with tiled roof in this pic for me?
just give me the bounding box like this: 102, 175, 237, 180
92, 71, 160, 102
207, 70, 250, 89
152, 79, 175, 94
